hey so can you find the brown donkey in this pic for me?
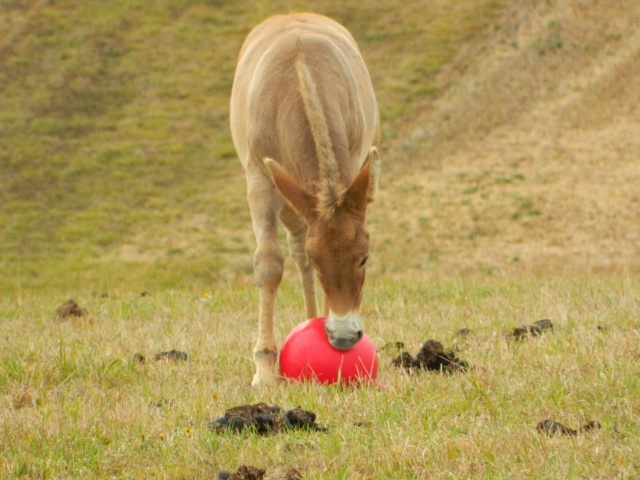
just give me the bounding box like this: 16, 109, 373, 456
230, 13, 380, 386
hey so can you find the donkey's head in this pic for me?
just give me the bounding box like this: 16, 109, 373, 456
264, 147, 380, 350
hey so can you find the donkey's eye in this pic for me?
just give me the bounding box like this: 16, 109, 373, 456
359, 255, 369, 267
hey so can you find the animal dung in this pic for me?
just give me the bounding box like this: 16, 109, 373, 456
537, 419, 602, 436
217, 466, 303, 480
509, 319, 554, 340
153, 349, 188, 361
208, 402, 326, 435
282, 407, 321, 430
55, 299, 87, 319
455, 327, 472, 337
12, 390, 35, 410
392, 339, 468, 373
151, 398, 176, 409
217, 465, 265, 480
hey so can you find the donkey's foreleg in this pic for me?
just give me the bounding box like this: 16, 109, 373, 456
281, 209, 318, 319
248, 183, 284, 387
253, 243, 283, 386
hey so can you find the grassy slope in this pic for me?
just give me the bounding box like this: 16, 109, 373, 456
0, 0, 506, 294
371, 0, 640, 279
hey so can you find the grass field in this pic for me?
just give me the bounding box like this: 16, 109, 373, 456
2, 277, 639, 478
2, 0, 640, 478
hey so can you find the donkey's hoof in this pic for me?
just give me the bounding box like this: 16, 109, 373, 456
251, 371, 278, 388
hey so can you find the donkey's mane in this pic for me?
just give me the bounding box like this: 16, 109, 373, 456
295, 55, 340, 217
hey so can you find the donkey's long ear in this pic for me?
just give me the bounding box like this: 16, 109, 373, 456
344, 147, 380, 212
263, 158, 317, 223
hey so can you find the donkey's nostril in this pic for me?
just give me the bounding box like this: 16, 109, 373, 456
356, 330, 363, 341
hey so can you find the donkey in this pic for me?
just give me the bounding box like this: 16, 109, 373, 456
230, 13, 380, 386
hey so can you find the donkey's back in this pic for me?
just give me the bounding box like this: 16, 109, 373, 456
230, 13, 378, 181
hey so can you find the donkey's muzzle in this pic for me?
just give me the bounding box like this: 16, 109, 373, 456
325, 312, 363, 350
328, 330, 363, 350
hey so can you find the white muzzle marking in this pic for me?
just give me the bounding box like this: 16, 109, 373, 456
325, 311, 364, 350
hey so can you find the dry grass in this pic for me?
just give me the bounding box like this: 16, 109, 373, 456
1, 276, 639, 478
373, 0, 640, 279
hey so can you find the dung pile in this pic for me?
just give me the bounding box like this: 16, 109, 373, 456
217, 465, 302, 480
392, 339, 468, 373
537, 419, 601, 437
55, 299, 87, 319
508, 319, 554, 340
208, 403, 326, 435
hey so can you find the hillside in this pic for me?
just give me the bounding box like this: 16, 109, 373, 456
0, 0, 507, 293
371, 0, 640, 278
2, 0, 638, 294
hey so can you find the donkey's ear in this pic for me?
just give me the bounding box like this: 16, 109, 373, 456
263, 158, 317, 223
364, 147, 380, 202
344, 147, 380, 212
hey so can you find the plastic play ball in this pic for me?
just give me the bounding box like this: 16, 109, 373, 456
279, 317, 378, 384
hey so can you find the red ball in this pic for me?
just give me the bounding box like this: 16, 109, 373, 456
279, 317, 378, 384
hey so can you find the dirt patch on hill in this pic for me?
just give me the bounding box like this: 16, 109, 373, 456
372, 0, 640, 278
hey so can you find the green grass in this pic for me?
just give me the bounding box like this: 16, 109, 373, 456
0, 0, 507, 295
1, 276, 638, 478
